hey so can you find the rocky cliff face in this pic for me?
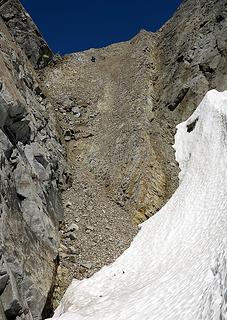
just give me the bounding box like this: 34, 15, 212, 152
0, 1, 69, 319
0, 0, 227, 318
0, 0, 53, 68
153, 0, 227, 168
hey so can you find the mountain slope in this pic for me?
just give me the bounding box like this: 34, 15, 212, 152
0, 0, 227, 319
50, 89, 227, 320
40, 0, 227, 304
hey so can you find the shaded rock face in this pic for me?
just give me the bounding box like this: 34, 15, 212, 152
0, 0, 53, 68
0, 7, 68, 320
41, 0, 227, 303
155, 0, 227, 135
149, 0, 227, 224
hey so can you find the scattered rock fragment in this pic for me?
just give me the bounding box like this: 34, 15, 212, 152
66, 223, 79, 232
71, 106, 81, 118
86, 225, 94, 231
69, 256, 77, 263
67, 232, 77, 240
0, 274, 9, 294
65, 201, 73, 208
64, 135, 71, 142
68, 246, 80, 255
80, 262, 92, 269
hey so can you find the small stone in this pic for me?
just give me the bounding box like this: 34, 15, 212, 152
69, 256, 77, 263
68, 246, 80, 255
64, 135, 71, 142
86, 225, 94, 231
59, 252, 68, 259
67, 232, 77, 240
82, 133, 94, 139
65, 201, 72, 208
72, 107, 81, 117
66, 223, 79, 232
80, 262, 92, 269
89, 113, 97, 118
64, 129, 74, 142
59, 244, 68, 252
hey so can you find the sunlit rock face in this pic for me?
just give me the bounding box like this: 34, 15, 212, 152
0, 0, 53, 68
50, 90, 227, 320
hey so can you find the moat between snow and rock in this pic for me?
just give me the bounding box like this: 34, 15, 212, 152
0, 0, 227, 319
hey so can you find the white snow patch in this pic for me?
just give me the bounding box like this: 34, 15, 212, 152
49, 90, 227, 320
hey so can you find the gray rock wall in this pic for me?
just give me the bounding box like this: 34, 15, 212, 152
149, 0, 227, 201
0, 10, 68, 320
0, 0, 53, 69
157, 0, 227, 122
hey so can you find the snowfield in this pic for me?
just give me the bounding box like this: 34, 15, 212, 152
50, 90, 227, 320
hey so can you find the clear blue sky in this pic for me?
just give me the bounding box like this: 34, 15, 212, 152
20, 0, 182, 54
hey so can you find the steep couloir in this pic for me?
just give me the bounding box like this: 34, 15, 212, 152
40, 0, 227, 306
0, 0, 227, 318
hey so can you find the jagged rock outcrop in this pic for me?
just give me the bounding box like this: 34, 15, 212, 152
0, 2, 69, 319
152, 0, 227, 177
0, 0, 53, 68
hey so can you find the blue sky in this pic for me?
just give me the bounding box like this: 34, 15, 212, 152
20, 0, 182, 54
